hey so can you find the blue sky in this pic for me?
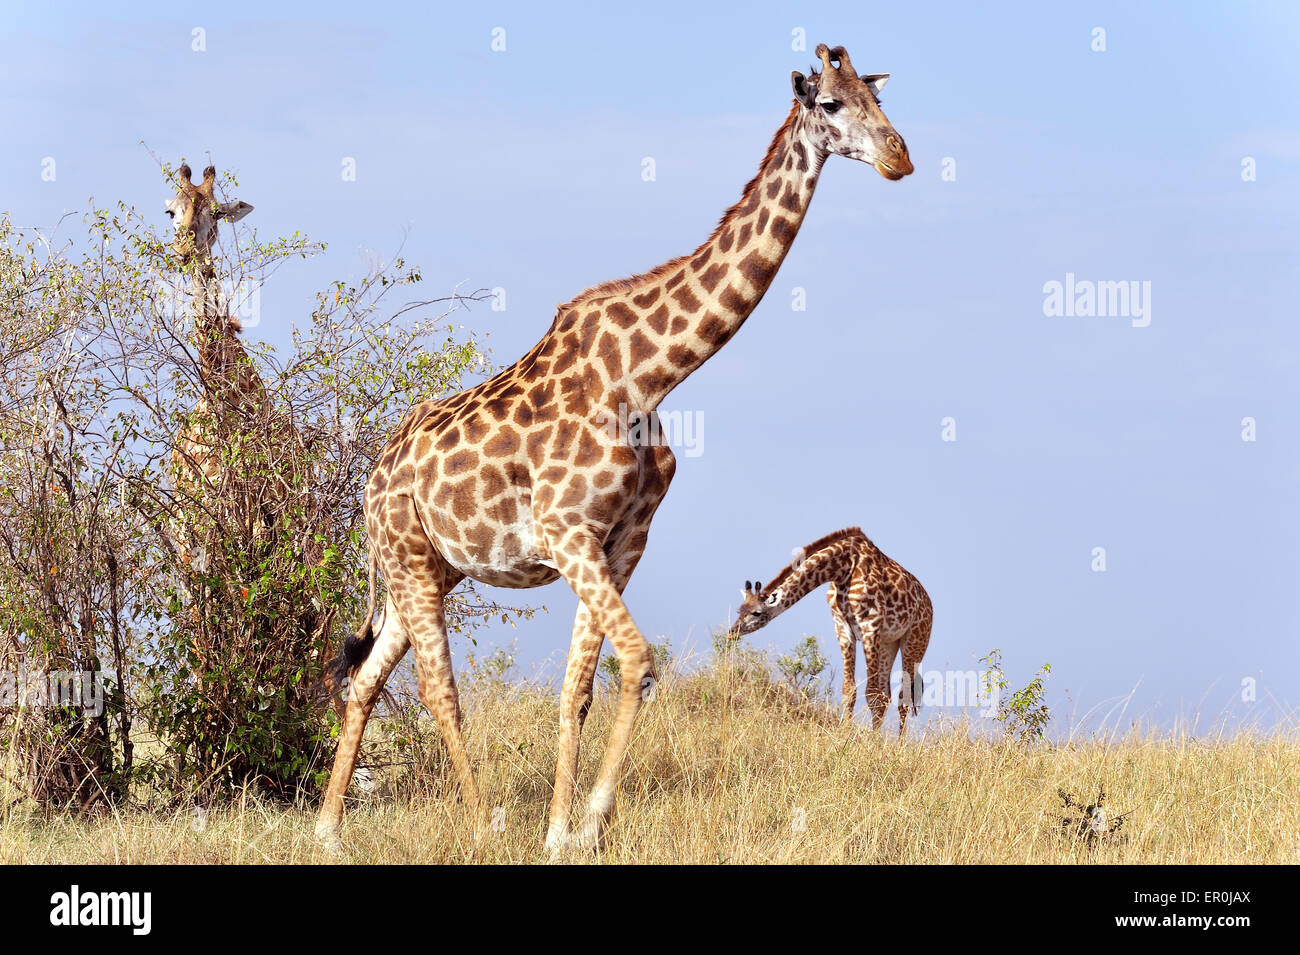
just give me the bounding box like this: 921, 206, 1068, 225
4, 1, 1298, 733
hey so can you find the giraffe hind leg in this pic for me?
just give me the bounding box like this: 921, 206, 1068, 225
899, 618, 932, 734
379, 542, 479, 821
315, 596, 409, 850
865, 637, 900, 732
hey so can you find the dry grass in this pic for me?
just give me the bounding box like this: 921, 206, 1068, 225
2, 657, 1297, 864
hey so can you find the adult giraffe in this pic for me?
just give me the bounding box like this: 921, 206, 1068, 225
164, 162, 261, 569
318, 43, 913, 851
165, 163, 309, 573
165, 163, 339, 731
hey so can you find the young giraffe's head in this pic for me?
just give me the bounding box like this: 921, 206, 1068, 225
165, 163, 253, 263
733, 579, 780, 635
791, 43, 913, 180
732, 543, 812, 635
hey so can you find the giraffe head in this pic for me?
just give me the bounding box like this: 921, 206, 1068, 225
732, 579, 782, 636
790, 43, 913, 180
166, 163, 253, 263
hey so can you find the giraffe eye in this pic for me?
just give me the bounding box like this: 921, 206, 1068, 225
820, 100, 841, 114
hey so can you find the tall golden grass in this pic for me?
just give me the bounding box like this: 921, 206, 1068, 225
2, 648, 1296, 864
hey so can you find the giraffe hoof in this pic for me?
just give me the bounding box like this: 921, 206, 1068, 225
544, 817, 604, 854
314, 822, 344, 857
570, 819, 603, 853
569, 815, 608, 852
544, 828, 569, 854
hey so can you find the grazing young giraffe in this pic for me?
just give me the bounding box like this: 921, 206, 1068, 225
732, 527, 932, 731
317, 43, 914, 852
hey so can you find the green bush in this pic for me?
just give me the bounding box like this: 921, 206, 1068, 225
0, 170, 531, 809
775, 635, 829, 703
979, 648, 1052, 742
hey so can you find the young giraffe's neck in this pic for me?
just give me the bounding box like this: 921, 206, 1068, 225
763, 529, 868, 619
538, 103, 828, 414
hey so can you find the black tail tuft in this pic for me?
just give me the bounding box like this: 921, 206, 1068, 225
320, 546, 380, 703
325, 623, 376, 692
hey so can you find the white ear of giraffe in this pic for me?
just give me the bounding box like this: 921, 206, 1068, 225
861, 73, 889, 96
217, 200, 254, 223
791, 546, 806, 567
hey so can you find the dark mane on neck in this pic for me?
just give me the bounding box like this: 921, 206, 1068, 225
195, 311, 244, 339
555, 102, 801, 313
764, 526, 868, 593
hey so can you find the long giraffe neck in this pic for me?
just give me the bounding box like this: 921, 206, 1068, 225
763, 532, 864, 620
537, 102, 828, 414
181, 253, 266, 416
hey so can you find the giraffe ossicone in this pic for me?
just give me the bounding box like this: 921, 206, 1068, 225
316, 42, 913, 851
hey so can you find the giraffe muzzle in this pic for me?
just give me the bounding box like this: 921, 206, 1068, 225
874, 136, 913, 180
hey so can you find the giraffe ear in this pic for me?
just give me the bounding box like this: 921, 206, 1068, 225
791, 71, 817, 108
215, 200, 254, 223
860, 73, 890, 96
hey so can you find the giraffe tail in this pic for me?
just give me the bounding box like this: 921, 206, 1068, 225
908, 663, 923, 716
324, 548, 379, 694
899, 652, 923, 717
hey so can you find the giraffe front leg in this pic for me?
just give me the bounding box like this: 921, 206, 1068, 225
547, 444, 673, 852
546, 538, 650, 851
827, 585, 856, 720
315, 598, 409, 852
545, 525, 655, 852
545, 604, 603, 851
